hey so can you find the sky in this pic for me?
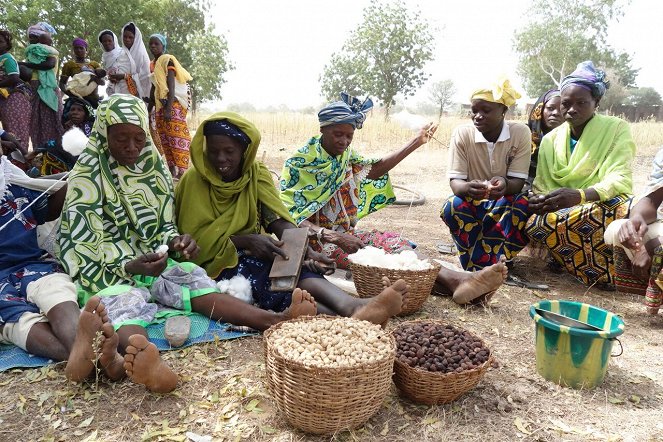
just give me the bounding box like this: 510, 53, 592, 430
208, 0, 663, 109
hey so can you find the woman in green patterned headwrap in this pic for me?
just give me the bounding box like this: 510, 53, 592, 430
280, 93, 437, 269
58, 95, 318, 393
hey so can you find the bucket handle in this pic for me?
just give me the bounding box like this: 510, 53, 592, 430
610, 337, 623, 357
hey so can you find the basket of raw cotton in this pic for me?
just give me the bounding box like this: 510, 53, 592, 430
349, 247, 441, 315
263, 316, 395, 435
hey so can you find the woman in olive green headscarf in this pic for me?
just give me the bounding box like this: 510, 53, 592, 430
175, 111, 408, 322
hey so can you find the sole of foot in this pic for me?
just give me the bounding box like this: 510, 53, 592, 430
65, 296, 109, 382
453, 262, 506, 305
123, 334, 178, 393
353, 277, 408, 328
99, 322, 126, 381
284, 288, 317, 319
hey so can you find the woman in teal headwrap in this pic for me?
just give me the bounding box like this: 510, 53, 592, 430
527, 61, 635, 289
280, 93, 437, 269
58, 95, 320, 393
19, 24, 63, 149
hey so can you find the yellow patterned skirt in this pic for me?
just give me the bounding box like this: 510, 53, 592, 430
525, 195, 632, 285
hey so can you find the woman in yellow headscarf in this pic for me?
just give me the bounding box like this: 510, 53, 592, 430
441, 77, 532, 271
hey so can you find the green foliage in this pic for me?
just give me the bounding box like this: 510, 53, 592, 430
513, 0, 639, 96
320, 0, 435, 117
628, 87, 663, 107
0, 0, 231, 104
429, 79, 456, 118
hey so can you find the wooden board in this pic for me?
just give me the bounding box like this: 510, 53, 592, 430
269, 227, 309, 292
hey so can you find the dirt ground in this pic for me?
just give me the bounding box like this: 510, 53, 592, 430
1, 140, 662, 442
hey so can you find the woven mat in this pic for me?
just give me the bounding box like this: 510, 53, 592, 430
0, 314, 255, 372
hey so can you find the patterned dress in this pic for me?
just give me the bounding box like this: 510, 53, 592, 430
280, 135, 413, 269
0, 53, 32, 156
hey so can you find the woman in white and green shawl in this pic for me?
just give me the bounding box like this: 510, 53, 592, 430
58, 95, 318, 393
280, 93, 437, 269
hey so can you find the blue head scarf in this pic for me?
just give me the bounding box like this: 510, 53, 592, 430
318, 92, 374, 129
150, 33, 167, 52
560, 61, 610, 99
203, 119, 251, 148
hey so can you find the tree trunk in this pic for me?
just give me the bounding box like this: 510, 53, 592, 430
438, 103, 443, 119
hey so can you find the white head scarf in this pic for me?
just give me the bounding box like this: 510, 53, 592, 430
121, 22, 152, 99
98, 29, 141, 96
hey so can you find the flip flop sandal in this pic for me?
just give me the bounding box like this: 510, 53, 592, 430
504, 274, 550, 291
437, 243, 457, 255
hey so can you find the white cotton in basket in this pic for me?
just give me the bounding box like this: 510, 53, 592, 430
217, 275, 253, 304
348, 246, 432, 271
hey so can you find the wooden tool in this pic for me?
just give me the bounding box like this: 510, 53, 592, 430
269, 227, 309, 292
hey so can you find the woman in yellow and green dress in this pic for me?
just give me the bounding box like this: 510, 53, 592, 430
527, 61, 635, 289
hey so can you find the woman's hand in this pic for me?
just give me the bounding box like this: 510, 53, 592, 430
414, 122, 439, 147
528, 193, 547, 215
488, 176, 507, 200
169, 234, 200, 260
163, 103, 172, 122
631, 247, 653, 280
541, 188, 581, 212
325, 231, 364, 254
303, 247, 336, 275
238, 234, 288, 262
617, 215, 648, 250
125, 253, 168, 277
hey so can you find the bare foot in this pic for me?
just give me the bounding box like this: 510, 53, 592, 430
65, 296, 109, 382
123, 334, 178, 393
646, 307, 660, 315
352, 277, 407, 327
99, 323, 126, 381
283, 288, 317, 319
453, 261, 507, 305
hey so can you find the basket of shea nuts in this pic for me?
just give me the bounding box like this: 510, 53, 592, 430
263, 315, 395, 435
392, 320, 493, 405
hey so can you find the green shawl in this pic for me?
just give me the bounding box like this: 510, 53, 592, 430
58, 95, 179, 295
533, 114, 635, 201
174, 112, 294, 278
25, 43, 59, 112
279, 135, 395, 225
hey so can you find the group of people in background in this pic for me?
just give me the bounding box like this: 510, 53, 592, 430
1, 38, 661, 395
0, 21, 192, 179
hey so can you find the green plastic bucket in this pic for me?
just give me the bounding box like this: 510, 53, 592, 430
529, 300, 624, 389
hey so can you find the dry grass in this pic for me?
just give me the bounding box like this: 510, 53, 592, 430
2, 114, 663, 442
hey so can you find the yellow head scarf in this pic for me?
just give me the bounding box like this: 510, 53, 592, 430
174, 112, 295, 278
470, 76, 521, 107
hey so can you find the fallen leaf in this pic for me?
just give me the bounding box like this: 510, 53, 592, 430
78, 416, 94, 428
81, 430, 98, 442
628, 395, 641, 404
608, 397, 625, 405
244, 399, 260, 412
260, 426, 277, 435
422, 417, 439, 426
380, 422, 389, 436
514, 417, 532, 435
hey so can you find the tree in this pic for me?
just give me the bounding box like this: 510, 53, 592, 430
429, 79, 456, 118
0, 0, 232, 106
629, 87, 663, 107
319, 0, 435, 118
513, 0, 639, 96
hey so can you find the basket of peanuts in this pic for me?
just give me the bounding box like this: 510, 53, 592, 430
263, 315, 395, 434
349, 247, 441, 316
392, 320, 493, 405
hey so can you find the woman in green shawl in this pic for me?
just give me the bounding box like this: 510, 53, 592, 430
58, 96, 318, 393
175, 111, 408, 322
526, 61, 635, 289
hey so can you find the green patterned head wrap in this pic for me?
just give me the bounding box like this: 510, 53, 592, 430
58, 94, 179, 294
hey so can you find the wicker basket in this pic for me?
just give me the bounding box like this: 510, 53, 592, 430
263, 316, 395, 435
351, 260, 441, 315
613, 247, 648, 295
392, 320, 493, 405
